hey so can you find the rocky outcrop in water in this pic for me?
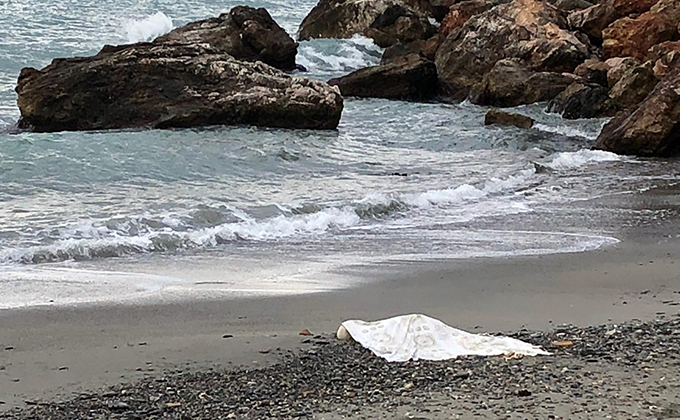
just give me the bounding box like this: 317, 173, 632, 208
328, 54, 437, 100
438, 0, 509, 38
596, 62, 680, 157
15, 8, 344, 133
485, 109, 534, 129
435, 0, 590, 100
608, 62, 658, 108
158, 6, 299, 71
298, 0, 435, 47
380, 35, 442, 64
469, 59, 579, 107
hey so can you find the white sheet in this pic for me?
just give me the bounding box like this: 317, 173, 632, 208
339, 314, 549, 362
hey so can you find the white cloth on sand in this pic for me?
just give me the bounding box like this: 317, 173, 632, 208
339, 314, 549, 362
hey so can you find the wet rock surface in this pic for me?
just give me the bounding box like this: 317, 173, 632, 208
329, 53, 437, 100
485, 109, 535, 129
547, 81, 616, 118
2, 317, 679, 419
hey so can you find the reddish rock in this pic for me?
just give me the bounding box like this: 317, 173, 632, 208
435, 0, 590, 99
649, 41, 680, 78
439, 0, 509, 38
602, 0, 680, 61
567, 0, 657, 43
596, 62, 680, 156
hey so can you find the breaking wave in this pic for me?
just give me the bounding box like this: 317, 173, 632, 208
297, 36, 382, 77
122, 12, 174, 43
0, 169, 538, 264
546, 150, 622, 171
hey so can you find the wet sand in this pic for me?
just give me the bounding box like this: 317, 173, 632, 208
1, 234, 679, 412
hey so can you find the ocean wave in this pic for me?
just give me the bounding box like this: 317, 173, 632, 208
297, 36, 382, 77
0, 169, 538, 264
533, 123, 601, 140
123, 12, 174, 43
546, 150, 622, 171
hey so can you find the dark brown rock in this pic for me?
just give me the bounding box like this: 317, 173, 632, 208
298, 0, 435, 47
608, 62, 658, 108
602, 0, 680, 61
547, 82, 617, 118
158, 6, 298, 71
574, 58, 609, 86
469, 59, 579, 107
485, 109, 534, 129
380, 35, 443, 64
328, 53, 437, 100
16, 43, 343, 133
435, 0, 590, 99
364, 4, 437, 47
596, 63, 680, 156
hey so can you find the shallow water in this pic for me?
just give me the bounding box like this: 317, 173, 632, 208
1, 0, 680, 309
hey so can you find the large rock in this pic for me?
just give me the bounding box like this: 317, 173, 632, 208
328, 53, 437, 100
596, 63, 680, 156
602, 0, 680, 61
547, 82, 616, 118
439, 0, 510, 38
567, 0, 658, 43
608, 63, 658, 108
435, 0, 590, 99
158, 6, 298, 71
469, 59, 579, 107
16, 43, 343, 132
649, 41, 680, 78
298, 0, 435, 47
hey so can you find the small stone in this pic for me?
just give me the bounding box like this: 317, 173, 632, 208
299, 329, 313, 336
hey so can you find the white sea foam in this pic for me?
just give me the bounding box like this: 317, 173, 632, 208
123, 12, 174, 43
547, 150, 622, 171
533, 123, 600, 140
297, 35, 382, 75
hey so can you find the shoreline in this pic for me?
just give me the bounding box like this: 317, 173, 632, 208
2, 235, 679, 412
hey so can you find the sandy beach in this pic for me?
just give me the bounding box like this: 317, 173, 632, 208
2, 230, 679, 417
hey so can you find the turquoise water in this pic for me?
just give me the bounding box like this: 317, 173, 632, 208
1, 0, 679, 308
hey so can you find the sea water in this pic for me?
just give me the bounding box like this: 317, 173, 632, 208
1, 0, 679, 308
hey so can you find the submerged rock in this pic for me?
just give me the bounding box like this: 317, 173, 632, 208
328, 53, 437, 100
485, 109, 534, 129
158, 6, 298, 71
469, 58, 579, 107
435, 0, 590, 100
298, 0, 435, 47
596, 63, 680, 157
16, 43, 343, 132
